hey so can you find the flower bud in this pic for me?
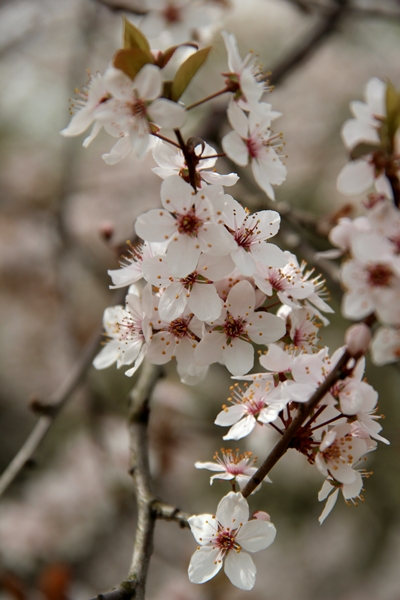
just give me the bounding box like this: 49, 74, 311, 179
252, 510, 271, 522
345, 323, 371, 357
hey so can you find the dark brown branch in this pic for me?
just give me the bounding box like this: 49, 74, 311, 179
269, 0, 348, 86
241, 349, 352, 497
93, 0, 147, 15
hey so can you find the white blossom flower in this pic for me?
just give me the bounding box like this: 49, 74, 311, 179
195, 449, 265, 490
194, 280, 286, 375
142, 252, 234, 322
188, 491, 276, 590
277, 306, 322, 353
371, 326, 400, 366
93, 286, 149, 375
215, 380, 288, 440
318, 472, 364, 524
96, 65, 186, 162
221, 31, 273, 111
340, 233, 400, 325
315, 424, 368, 485
135, 176, 236, 277
214, 194, 287, 275
108, 241, 167, 289
222, 101, 287, 200
60, 72, 110, 146
152, 140, 239, 187
336, 78, 390, 196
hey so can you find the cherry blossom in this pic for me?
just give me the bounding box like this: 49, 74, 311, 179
315, 424, 368, 485
318, 473, 364, 524
222, 101, 287, 199
214, 194, 287, 275
371, 326, 400, 365
135, 176, 236, 277
214, 381, 288, 440
60, 71, 110, 146
221, 30, 272, 111
108, 241, 167, 289
195, 449, 264, 490
152, 140, 239, 187
93, 286, 149, 375
194, 280, 286, 375
188, 491, 276, 590
141, 252, 234, 322
96, 65, 186, 163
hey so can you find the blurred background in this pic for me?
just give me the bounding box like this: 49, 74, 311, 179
0, 0, 400, 599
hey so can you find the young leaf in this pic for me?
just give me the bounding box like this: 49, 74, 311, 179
171, 47, 211, 101
385, 81, 400, 145
123, 16, 152, 56
156, 42, 199, 70
113, 48, 154, 80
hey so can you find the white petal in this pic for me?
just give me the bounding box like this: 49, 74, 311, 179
149, 98, 186, 128
134, 64, 162, 100
102, 136, 132, 165
223, 415, 256, 440
188, 546, 222, 584
247, 312, 286, 345
158, 283, 187, 321
337, 160, 374, 195
236, 520, 276, 552
135, 209, 176, 242
215, 404, 246, 427
189, 284, 223, 321
216, 491, 249, 528
194, 331, 224, 366
318, 489, 339, 524
166, 235, 201, 277
188, 514, 216, 544
224, 551, 256, 590
224, 339, 254, 375
222, 131, 249, 166
93, 340, 120, 369
226, 280, 255, 318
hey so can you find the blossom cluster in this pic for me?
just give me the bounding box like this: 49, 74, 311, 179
61, 19, 390, 592
332, 77, 400, 366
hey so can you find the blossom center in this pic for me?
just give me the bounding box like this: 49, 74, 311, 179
224, 315, 246, 340
176, 209, 203, 236
367, 263, 393, 287
216, 528, 240, 553
131, 99, 147, 117
234, 219, 260, 250
246, 136, 262, 159
168, 317, 191, 338
180, 272, 198, 288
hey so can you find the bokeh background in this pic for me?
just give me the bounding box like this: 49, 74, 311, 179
1, 0, 400, 599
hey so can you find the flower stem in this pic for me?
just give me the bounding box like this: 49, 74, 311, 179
151, 132, 181, 148
185, 87, 230, 111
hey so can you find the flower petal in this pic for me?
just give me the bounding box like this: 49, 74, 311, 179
224, 550, 256, 590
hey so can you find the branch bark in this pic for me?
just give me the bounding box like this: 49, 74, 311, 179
241, 349, 352, 497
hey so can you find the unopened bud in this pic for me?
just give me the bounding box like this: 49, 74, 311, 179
345, 323, 371, 357
99, 221, 114, 241
252, 510, 270, 522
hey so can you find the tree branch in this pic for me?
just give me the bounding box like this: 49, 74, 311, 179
241, 349, 352, 497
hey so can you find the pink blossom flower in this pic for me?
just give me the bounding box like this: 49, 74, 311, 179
188, 491, 276, 590
135, 176, 236, 277
315, 424, 368, 485
194, 280, 286, 375
222, 101, 287, 200
195, 449, 264, 490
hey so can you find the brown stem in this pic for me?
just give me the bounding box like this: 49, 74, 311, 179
151, 132, 181, 149
385, 170, 400, 209
174, 129, 198, 191
185, 88, 230, 111
241, 349, 352, 497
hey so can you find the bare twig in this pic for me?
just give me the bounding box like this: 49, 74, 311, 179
0, 329, 102, 497
88, 361, 190, 600
241, 349, 352, 497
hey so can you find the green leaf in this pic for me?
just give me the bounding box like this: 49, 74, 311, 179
171, 46, 211, 101
350, 141, 381, 160
162, 80, 174, 100
385, 81, 400, 144
113, 48, 153, 81
123, 17, 152, 55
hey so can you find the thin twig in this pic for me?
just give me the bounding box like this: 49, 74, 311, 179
241, 349, 352, 497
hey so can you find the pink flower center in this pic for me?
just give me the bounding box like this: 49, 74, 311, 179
131, 99, 147, 117
224, 315, 246, 340
246, 136, 261, 159
168, 317, 190, 338
180, 272, 198, 288
234, 219, 260, 250
216, 527, 240, 553
176, 209, 203, 236
367, 263, 393, 287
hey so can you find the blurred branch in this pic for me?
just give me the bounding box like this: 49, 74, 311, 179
284, 0, 400, 20
93, 0, 147, 15
0, 328, 102, 497
269, 0, 348, 86
241, 349, 352, 497
88, 361, 190, 600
